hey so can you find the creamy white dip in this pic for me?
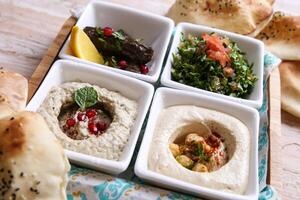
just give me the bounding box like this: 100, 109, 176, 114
148, 105, 250, 194
38, 82, 138, 161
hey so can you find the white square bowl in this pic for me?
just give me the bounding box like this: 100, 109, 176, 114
26, 59, 154, 174
134, 87, 259, 200
161, 22, 264, 109
59, 0, 174, 84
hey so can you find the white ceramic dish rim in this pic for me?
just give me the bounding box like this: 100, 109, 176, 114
161, 22, 264, 109
26, 59, 154, 174
59, 0, 174, 84
134, 87, 259, 200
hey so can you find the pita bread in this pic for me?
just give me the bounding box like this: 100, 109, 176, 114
0, 70, 28, 111
0, 103, 15, 120
0, 106, 70, 200
256, 12, 300, 60
280, 61, 300, 118
166, 0, 274, 35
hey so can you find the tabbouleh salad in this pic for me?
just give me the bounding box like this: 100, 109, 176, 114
171, 33, 257, 98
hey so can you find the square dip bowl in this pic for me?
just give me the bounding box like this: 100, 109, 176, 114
161, 22, 264, 108
26, 59, 154, 174
59, 0, 174, 84
134, 87, 259, 200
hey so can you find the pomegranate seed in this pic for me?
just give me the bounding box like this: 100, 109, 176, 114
140, 65, 149, 74
77, 113, 86, 121
103, 27, 113, 37
119, 60, 127, 70
97, 121, 107, 132
86, 110, 97, 118
66, 118, 76, 127
88, 123, 98, 134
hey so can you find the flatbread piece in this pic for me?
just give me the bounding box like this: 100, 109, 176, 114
166, 0, 274, 35
256, 12, 300, 60
280, 61, 300, 118
0, 70, 28, 111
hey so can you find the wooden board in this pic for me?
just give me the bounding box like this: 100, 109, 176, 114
267, 67, 282, 188
28, 17, 77, 101
27, 16, 281, 192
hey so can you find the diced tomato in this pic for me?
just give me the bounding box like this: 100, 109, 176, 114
202, 33, 231, 67
207, 50, 230, 67
202, 33, 225, 52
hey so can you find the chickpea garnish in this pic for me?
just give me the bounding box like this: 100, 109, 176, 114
185, 133, 205, 145
192, 163, 208, 172
176, 155, 194, 169
169, 143, 181, 157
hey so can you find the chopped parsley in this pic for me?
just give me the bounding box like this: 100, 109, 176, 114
112, 31, 125, 40
197, 144, 209, 162
171, 33, 257, 98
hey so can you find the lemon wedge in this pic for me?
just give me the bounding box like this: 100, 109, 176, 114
70, 26, 104, 64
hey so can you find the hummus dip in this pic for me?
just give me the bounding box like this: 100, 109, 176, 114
38, 82, 137, 161
148, 105, 250, 194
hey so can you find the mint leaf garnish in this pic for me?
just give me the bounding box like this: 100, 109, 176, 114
74, 87, 98, 109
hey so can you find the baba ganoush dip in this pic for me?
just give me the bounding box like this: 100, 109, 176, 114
38, 82, 137, 160
148, 105, 250, 194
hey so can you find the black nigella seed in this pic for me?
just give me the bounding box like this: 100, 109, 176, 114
10, 117, 14, 120
20, 172, 24, 177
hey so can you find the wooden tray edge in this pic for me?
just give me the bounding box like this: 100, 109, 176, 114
267, 67, 282, 192
27, 17, 77, 102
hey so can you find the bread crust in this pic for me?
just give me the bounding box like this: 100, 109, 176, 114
0, 107, 70, 200
280, 61, 300, 118
166, 0, 274, 35
256, 12, 300, 60
0, 70, 28, 111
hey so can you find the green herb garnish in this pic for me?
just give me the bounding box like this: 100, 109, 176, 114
135, 38, 144, 43
171, 33, 257, 98
197, 144, 209, 162
112, 31, 125, 40
74, 87, 98, 109
96, 27, 104, 36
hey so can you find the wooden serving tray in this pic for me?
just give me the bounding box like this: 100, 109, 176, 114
27, 16, 282, 194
